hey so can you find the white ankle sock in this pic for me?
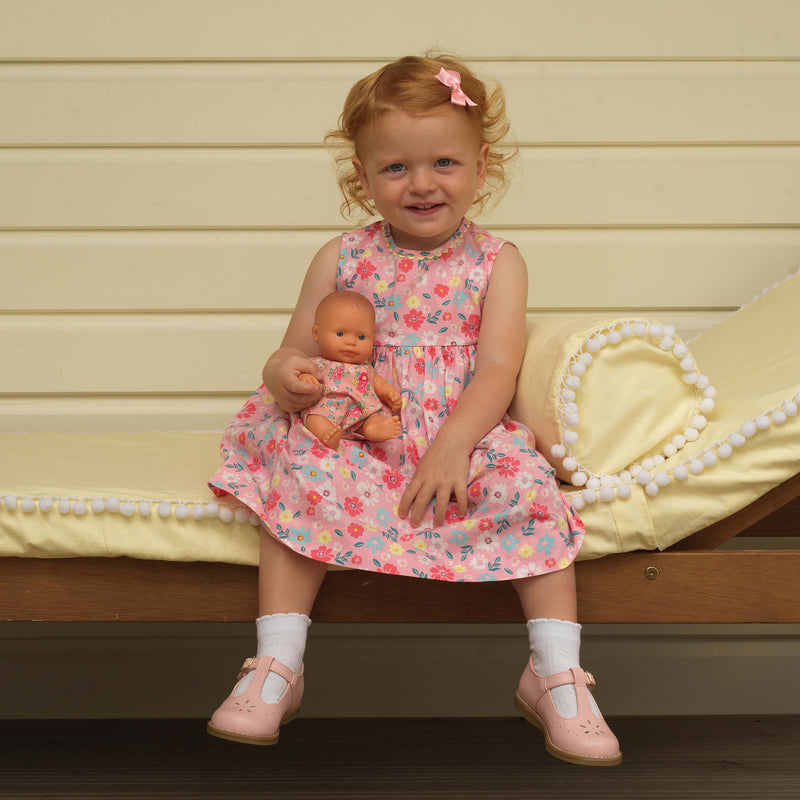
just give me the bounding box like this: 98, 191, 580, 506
527, 618, 599, 718
233, 613, 311, 704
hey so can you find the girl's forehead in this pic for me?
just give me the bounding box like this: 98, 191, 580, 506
359, 106, 481, 155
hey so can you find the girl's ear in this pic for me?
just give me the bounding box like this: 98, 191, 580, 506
352, 158, 373, 200
475, 143, 490, 190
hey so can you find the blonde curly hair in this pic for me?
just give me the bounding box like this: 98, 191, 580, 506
326, 54, 517, 222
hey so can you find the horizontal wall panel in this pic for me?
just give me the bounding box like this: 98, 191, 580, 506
2, 229, 797, 312
4, 61, 800, 146
5, 147, 800, 229
0, 395, 248, 433
2, 1, 800, 59
0, 310, 724, 396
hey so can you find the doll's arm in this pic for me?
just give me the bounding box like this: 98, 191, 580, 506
371, 371, 402, 410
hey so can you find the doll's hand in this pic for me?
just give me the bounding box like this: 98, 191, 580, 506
386, 387, 402, 411
268, 353, 323, 413
398, 439, 469, 528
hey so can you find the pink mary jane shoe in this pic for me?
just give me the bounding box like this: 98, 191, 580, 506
515, 659, 622, 766
207, 655, 304, 746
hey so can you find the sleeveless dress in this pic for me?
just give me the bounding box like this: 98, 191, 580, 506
209, 219, 585, 581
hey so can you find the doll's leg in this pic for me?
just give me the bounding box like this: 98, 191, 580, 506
512, 566, 621, 766
304, 413, 342, 450
357, 412, 401, 442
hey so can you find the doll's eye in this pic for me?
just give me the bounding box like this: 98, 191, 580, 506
336, 331, 344, 337
358, 334, 366, 340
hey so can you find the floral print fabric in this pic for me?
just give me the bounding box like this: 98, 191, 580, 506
209, 219, 585, 581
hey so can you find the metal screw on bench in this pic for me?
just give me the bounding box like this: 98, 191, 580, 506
644, 566, 660, 580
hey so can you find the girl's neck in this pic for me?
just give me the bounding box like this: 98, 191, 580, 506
384, 219, 466, 253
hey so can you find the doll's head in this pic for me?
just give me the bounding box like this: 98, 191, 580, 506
327, 53, 516, 221
312, 291, 376, 364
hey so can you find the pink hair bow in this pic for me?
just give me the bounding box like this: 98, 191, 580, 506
436, 67, 477, 107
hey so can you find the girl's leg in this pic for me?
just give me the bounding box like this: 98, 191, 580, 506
511, 564, 621, 765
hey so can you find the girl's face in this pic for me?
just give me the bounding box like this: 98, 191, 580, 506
313, 302, 375, 364
353, 106, 489, 251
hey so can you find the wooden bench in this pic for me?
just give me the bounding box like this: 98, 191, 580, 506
3, 471, 797, 625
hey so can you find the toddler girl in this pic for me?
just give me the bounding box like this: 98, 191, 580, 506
298, 289, 401, 450
207, 54, 621, 766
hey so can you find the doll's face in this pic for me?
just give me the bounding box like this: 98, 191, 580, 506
313, 301, 375, 364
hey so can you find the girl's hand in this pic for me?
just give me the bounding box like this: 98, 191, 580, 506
266, 352, 323, 413
398, 439, 470, 528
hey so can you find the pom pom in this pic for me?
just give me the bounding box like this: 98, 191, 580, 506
729, 432, 746, 447
684, 427, 700, 442
586, 337, 603, 353
560, 389, 576, 403
157, 502, 172, 519
564, 376, 581, 390
599, 486, 616, 502
562, 456, 578, 471
663, 325, 677, 338
106, 497, 120, 513
659, 336, 674, 351
653, 454, 666, 467
73, 500, 88, 516
570, 362, 586, 377
563, 430, 579, 445
58, 499, 72, 514
249, 512, 262, 526
572, 495, 586, 512
689, 459, 704, 475
587, 477, 601, 491
672, 434, 687, 449
703, 386, 716, 399
701, 451, 717, 468
551, 443, 567, 459
771, 411, 787, 426
91, 498, 106, 514
699, 398, 715, 414
137, 501, 151, 517
654, 471, 671, 488
645, 482, 659, 497
717, 443, 733, 459
755, 415, 771, 431
672, 343, 689, 358
691, 415, 707, 430
580, 489, 597, 504
121, 501, 136, 517
564, 412, 580, 429
607, 330, 622, 345
175, 504, 190, 520
681, 371, 698, 385
642, 457, 655, 471
782, 401, 798, 417
205, 502, 220, 519
673, 465, 689, 481
38, 497, 54, 513
635, 470, 651, 486
3, 495, 18, 511
633, 322, 647, 337
620, 324, 633, 338
235, 507, 251, 524
578, 352, 593, 366
648, 323, 663, 337
616, 484, 632, 500
600, 474, 616, 487
679, 356, 695, 372
695, 374, 710, 390
571, 471, 588, 486
219, 506, 235, 523
740, 420, 757, 438
663, 443, 678, 458
21, 497, 36, 513
191, 504, 205, 521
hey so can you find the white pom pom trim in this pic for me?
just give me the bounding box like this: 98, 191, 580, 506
546, 272, 800, 506
0, 493, 261, 526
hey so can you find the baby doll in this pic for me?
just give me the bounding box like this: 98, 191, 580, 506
299, 291, 401, 450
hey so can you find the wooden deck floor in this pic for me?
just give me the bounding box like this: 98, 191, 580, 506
1, 716, 798, 799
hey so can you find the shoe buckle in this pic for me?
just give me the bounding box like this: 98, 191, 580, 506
585, 670, 596, 689
237, 657, 257, 681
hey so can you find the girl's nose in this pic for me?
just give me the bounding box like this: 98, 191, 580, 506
409, 169, 435, 194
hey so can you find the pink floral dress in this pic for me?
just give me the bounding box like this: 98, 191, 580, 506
209, 219, 584, 581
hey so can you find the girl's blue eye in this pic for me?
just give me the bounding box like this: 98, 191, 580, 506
388, 163, 405, 173
436, 158, 453, 168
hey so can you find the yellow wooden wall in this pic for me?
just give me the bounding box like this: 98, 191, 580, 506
3, 0, 800, 432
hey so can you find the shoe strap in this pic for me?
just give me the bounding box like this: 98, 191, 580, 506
237, 655, 299, 684
544, 667, 596, 691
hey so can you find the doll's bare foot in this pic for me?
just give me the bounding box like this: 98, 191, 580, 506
305, 415, 342, 450
360, 413, 401, 442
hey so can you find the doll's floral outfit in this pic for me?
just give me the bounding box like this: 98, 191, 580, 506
299, 358, 384, 434
209, 219, 584, 581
